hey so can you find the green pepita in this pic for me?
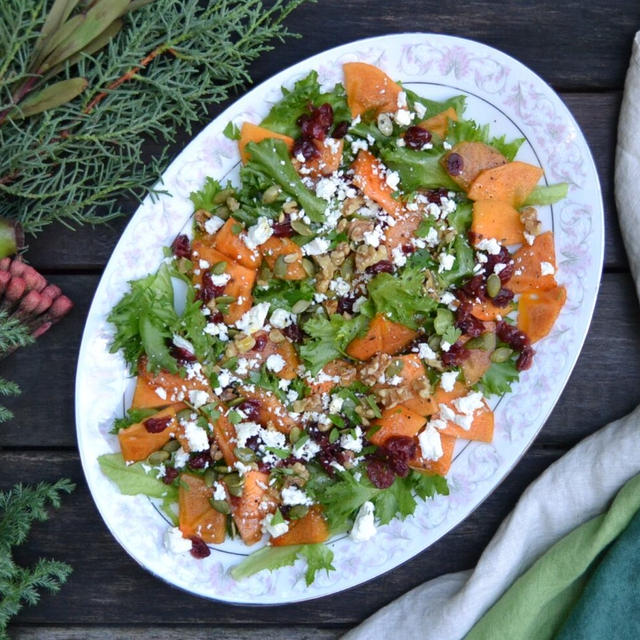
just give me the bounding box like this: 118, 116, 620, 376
215, 295, 236, 305
291, 299, 311, 314
288, 504, 309, 520
226, 196, 240, 212
486, 273, 502, 298
340, 256, 354, 280
233, 447, 256, 463
274, 255, 289, 278
227, 483, 244, 498
210, 498, 231, 514
224, 472, 244, 488
214, 464, 232, 474
215, 205, 231, 220
283, 252, 298, 264
203, 468, 216, 487
428, 334, 442, 351
302, 258, 316, 277
147, 450, 169, 465
262, 185, 282, 204
377, 113, 393, 136
491, 347, 514, 363
465, 332, 497, 351
162, 440, 181, 453
289, 426, 302, 444
282, 199, 299, 214
212, 261, 227, 275
177, 409, 193, 422
214, 188, 235, 205
291, 219, 313, 236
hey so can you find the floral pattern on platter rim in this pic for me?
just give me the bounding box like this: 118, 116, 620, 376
75, 33, 604, 604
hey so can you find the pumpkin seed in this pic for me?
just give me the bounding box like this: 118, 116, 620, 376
288, 504, 309, 520
377, 113, 394, 136
291, 219, 313, 236
162, 440, 181, 453
215, 295, 236, 305
177, 408, 193, 422
289, 426, 302, 444
210, 498, 231, 514
147, 450, 169, 465
203, 468, 216, 487
233, 447, 256, 463
283, 252, 298, 264
224, 472, 244, 488
428, 334, 442, 351
340, 255, 354, 280
213, 464, 232, 474
491, 347, 514, 363
227, 483, 244, 498
282, 199, 299, 214
213, 188, 234, 204
227, 396, 246, 407
274, 255, 289, 278
235, 334, 256, 353
262, 185, 282, 204
269, 329, 285, 343
291, 299, 311, 314
385, 359, 404, 378
302, 258, 316, 277
486, 273, 501, 298
226, 196, 240, 212
215, 205, 230, 219
212, 261, 227, 275
465, 332, 497, 351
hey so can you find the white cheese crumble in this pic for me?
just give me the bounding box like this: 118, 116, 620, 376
394, 108, 413, 126
212, 482, 226, 501
210, 272, 231, 287
438, 253, 456, 273
262, 513, 289, 538
281, 486, 313, 506
188, 389, 209, 409
328, 396, 344, 414
183, 421, 209, 451
172, 334, 194, 354
397, 91, 408, 109
524, 232, 536, 246
475, 237, 502, 255
203, 322, 229, 341
235, 302, 270, 334
173, 447, 189, 469
440, 371, 459, 392
164, 526, 192, 554
540, 261, 555, 276
391, 245, 408, 267
204, 215, 225, 235
329, 277, 351, 297
385, 170, 400, 191
340, 426, 363, 453
270, 308, 294, 328
302, 237, 330, 256
244, 216, 273, 250
265, 354, 286, 373
350, 501, 376, 541
418, 424, 444, 461
154, 387, 167, 400
414, 101, 426, 118
417, 342, 437, 360
363, 225, 385, 248
234, 421, 262, 448
452, 391, 484, 416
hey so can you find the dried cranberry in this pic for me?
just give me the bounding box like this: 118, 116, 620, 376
169, 344, 197, 364
423, 188, 449, 204
332, 121, 349, 139
272, 216, 294, 238
383, 436, 417, 478
446, 152, 464, 176
366, 260, 394, 275
282, 323, 304, 343
337, 295, 356, 315
190, 536, 211, 559
162, 467, 179, 485
461, 274, 486, 300
171, 234, 191, 258
238, 399, 261, 422
253, 333, 268, 352
245, 434, 262, 452
144, 416, 171, 433
484, 246, 514, 284
188, 452, 211, 470
199, 271, 225, 303
491, 287, 515, 307
366, 458, 396, 488
516, 346, 535, 371
496, 321, 530, 352
208, 310, 224, 323
404, 125, 432, 150
456, 305, 485, 337
440, 341, 471, 367
298, 103, 333, 140
401, 243, 415, 255
292, 137, 319, 161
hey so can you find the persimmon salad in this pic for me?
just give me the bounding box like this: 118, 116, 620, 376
99, 62, 568, 584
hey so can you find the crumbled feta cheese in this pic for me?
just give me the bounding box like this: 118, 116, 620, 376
540, 261, 555, 276
188, 389, 209, 409
204, 216, 225, 235
387, 375, 403, 386
418, 424, 444, 461
154, 387, 167, 400
270, 308, 294, 328
394, 108, 413, 126
397, 91, 408, 109
235, 302, 270, 334
329, 277, 351, 297
453, 391, 484, 416
524, 232, 535, 246
350, 501, 376, 541
392, 245, 408, 267
234, 460, 253, 476
234, 421, 261, 447
212, 482, 226, 501
439, 403, 456, 422
440, 340, 451, 352
199, 259, 210, 269
438, 253, 456, 272
210, 272, 231, 287
385, 170, 400, 191
476, 237, 502, 255
414, 101, 426, 118
164, 526, 192, 554
363, 225, 385, 248
265, 354, 286, 373
494, 263, 507, 275
281, 486, 313, 506
425, 227, 440, 247
172, 334, 194, 354
316, 176, 339, 200
440, 371, 458, 392
440, 197, 457, 215
352, 296, 368, 313
351, 138, 369, 153
295, 438, 321, 461
203, 322, 229, 341
262, 513, 289, 538
183, 421, 209, 451
443, 141, 452, 150
328, 396, 344, 413
174, 447, 189, 469
340, 426, 363, 453
244, 216, 273, 250
302, 237, 330, 256
440, 291, 457, 308
453, 413, 474, 430
418, 342, 437, 360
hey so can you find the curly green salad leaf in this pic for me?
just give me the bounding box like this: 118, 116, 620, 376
476, 358, 520, 396
523, 182, 569, 206
380, 147, 459, 192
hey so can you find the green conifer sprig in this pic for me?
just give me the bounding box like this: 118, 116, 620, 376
0, 479, 75, 637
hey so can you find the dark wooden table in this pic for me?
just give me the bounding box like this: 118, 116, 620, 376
3, 2, 640, 638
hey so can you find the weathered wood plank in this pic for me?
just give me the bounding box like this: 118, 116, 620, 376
9, 626, 344, 640
1, 272, 637, 448
24, 91, 627, 272
5, 446, 559, 625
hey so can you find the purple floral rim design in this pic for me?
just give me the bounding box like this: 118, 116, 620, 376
75, 33, 603, 605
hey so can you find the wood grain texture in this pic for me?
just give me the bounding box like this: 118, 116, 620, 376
1, 273, 637, 449
4, 447, 558, 625
24, 94, 626, 271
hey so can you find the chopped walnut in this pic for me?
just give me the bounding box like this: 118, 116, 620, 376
375, 385, 413, 409
359, 353, 393, 386
330, 241, 350, 268
324, 299, 339, 315
411, 376, 433, 400
209, 440, 224, 462
348, 219, 375, 242
355, 244, 388, 272
313, 254, 336, 293
292, 394, 324, 413
520, 206, 543, 236
194, 209, 211, 232
342, 196, 365, 217
283, 462, 310, 488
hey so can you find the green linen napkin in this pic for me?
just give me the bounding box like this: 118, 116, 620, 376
465, 473, 640, 640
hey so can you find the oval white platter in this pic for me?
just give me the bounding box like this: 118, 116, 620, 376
75, 33, 603, 604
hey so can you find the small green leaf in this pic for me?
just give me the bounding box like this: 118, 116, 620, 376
13, 78, 88, 119
223, 122, 241, 140
98, 453, 177, 500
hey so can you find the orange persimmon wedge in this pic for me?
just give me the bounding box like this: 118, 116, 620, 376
238, 386, 297, 434
260, 236, 306, 281
509, 231, 558, 293
118, 405, 181, 462
369, 405, 427, 446
271, 506, 330, 546
179, 474, 226, 544
471, 200, 525, 246
419, 106, 458, 138
207, 218, 262, 270
347, 314, 417, 361
352, 150, 403, 217
433, 383, 495, 442
238, 122, 294, 164
518, 285, 567, 343
410, 433, 456, 476
467, 161, 543, 208
231, 470, 278, 546
343, 61, 402, 118
443, 141, 507, 192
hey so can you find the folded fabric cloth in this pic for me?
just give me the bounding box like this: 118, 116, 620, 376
343, 29, 640, 640
555, 502, 640, 640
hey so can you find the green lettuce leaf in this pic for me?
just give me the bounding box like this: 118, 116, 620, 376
230, 542, 335, 586
523, 182, 569, 206
447, 119, 524, 162
402, 89, 467, 121
252, 278, 315, 311
242, 139, 328, 222
476, 358, 520, 396
438, 235, 475, 287
111, 408, 157, 434
300, 313, 369, 374
379, 147, 459, 191
366, 266, 437, 329
190, 177, 233, 212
